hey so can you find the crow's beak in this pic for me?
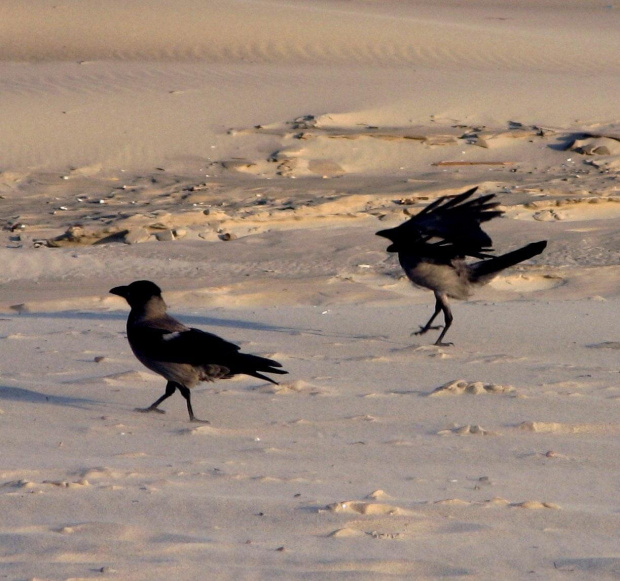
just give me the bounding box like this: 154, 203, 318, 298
376, 229, 399, 252
109, 285, 128, 298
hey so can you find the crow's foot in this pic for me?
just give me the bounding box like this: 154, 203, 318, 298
412, 325, 443, 336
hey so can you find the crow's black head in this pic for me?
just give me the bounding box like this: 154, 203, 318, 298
110, 280, 163, 308
376, 223, 421, 253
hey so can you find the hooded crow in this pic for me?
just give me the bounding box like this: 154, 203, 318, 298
376, 187, 547, 346
110, 280, 287, 422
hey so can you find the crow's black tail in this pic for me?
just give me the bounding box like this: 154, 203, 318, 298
470, 240, 547, 281
237, 353, 288, 385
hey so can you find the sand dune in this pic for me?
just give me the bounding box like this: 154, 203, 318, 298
4, 0, 619, 70
1, 0, 619, 171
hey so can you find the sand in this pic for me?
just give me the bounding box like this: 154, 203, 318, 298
1, 0, 619, 579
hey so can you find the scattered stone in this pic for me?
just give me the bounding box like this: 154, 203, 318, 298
219, 232, 237, 241
123, 228, 151, 244
570, 136, 620, 156
155, 229, 175, 242
276, 158, 298, 176
290, 115, 317, 130
545, 450, 560, 458
369, 530, 404, 540
46, 225, 87, 247
186, 183, 209, 192
533, 209, 563, 221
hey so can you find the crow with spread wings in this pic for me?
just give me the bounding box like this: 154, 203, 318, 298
376, 187, 547, 346
110, 280, 287, 422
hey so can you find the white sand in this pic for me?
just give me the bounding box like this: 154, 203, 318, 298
1, 1, 619, 579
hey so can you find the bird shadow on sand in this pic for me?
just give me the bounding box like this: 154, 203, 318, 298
8, 310, 372, 340
10, 310, 300, 333
0, 385, 101, 410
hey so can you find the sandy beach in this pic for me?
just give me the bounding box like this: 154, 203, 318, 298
1, 1, 619, 579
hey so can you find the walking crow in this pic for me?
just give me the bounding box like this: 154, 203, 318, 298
110, 280, 287, 422
376, 187, 547, 345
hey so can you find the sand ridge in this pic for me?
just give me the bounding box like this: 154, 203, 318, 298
3, 0, 619, 71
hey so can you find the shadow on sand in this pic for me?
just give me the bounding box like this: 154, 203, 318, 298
0, 385, 101, 410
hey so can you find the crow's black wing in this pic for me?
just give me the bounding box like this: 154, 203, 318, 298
377, 187, 504, 258
130, 325, 287, 383
129, 325, 240, 364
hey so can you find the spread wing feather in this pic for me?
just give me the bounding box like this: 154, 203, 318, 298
377, 187, 504, 259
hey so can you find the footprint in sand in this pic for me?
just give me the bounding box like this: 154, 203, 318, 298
79, 467, 135, 481
326, 500, 413, 516
430, 497, 560, 509
516, 421, 619, 434
514, 500, 562, 510
467, 354, 527, 364
511, 196, 620, 222
437, 424, 499, 436
56, 521, 145, 540
182, 425, 229, 436
1, 478, 90, 492
390, 344, 452, 359
329, 527, 365, 538
429, 379, 515, 397
489, 273, 564, 292
254, 380, 328, 396
76, 370, 159, 385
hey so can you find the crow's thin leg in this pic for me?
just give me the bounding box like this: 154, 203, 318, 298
434, 293, 454, 346
177, 384, 209, 423
135, 380, 176, 414
413, 295, 444, 336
